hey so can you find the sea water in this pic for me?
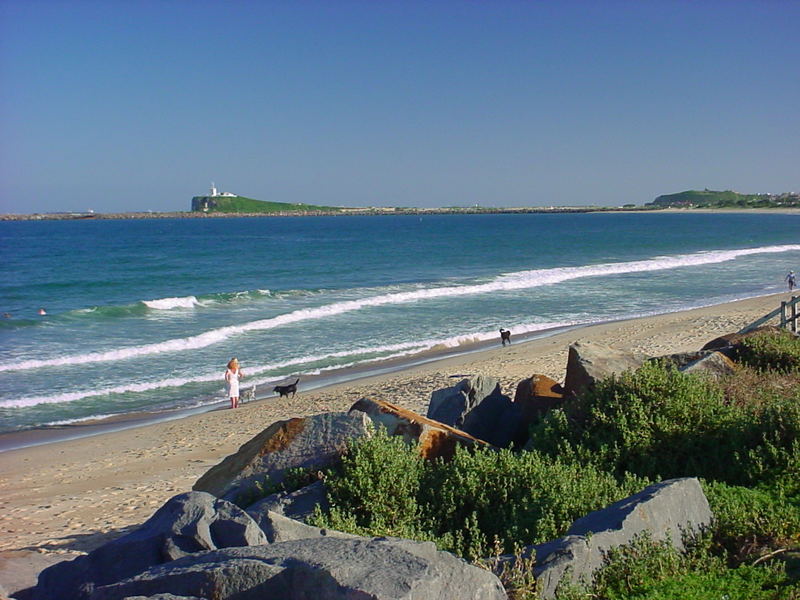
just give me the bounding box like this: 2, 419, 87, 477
1, 212, 798, 435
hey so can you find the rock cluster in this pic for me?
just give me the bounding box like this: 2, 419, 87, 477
29, 327, 773, 600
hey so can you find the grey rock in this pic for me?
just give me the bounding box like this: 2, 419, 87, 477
426, 376, 518, 447
528, 478, 712, 599
462, 393, 521, 448
651, 350, 715, 369
90, 537, 507, 600
121, 596, 202, 600
563, 341, 646, 397
246, 479, 328, 522
427, 376, 500, 427
678, 351, 736, 379
349, 398, 493, 460
701, 325, 785, 351
248, 510, 359, 544
193, 411, 372, 503
33, 492, 266, 600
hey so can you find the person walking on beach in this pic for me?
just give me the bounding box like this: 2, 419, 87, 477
787, 271, 796, 292
225, 358, 244, 409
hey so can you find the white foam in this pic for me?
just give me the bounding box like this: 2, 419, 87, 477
2, 244, 798, 373
0, 321, 572, 408
142, 296, 199, 310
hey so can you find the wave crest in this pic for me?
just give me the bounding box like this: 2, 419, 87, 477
2, 244, 798, 373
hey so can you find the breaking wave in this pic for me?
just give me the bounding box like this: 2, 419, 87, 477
1, 244, 797, 373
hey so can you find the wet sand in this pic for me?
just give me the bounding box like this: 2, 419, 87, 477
0, 292, 791, 596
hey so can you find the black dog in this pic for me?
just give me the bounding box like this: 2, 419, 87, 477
499, 328, 511, 346
273, 378, 300, 398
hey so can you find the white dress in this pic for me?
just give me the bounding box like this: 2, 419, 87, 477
225, 368, 240, 397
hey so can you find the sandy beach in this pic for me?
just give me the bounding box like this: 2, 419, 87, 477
0, 292, 793, 596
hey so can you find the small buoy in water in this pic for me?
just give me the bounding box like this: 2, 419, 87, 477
38, 308, 47, 316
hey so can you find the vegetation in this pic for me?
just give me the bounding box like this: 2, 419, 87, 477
647, 189, 800, 209
310, 430, 646, 559
298, 330, 800, 598
191, 195, 343, 214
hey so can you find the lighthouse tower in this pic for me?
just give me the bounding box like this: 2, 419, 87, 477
209, 182, 218, 197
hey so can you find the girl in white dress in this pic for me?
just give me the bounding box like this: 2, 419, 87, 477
225, 358, 244, 409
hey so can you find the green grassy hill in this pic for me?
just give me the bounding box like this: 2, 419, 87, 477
191, 195, 343, 214
648, 189, 799, 209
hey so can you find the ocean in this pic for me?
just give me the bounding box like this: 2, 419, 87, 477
1, 212, 798, 439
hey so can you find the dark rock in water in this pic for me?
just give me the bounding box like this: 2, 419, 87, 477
192, 411, 372, 503
33, 492, 266, 600
493, 478, 712, 599
89, 537, 507, 600
563, 341, 646, 397
350, 397, 493, 460
246, 479, 328, 523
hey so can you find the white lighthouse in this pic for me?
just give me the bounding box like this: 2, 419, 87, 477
209, 182, 218, 197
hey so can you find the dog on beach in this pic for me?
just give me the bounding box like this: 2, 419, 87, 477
273, 378, 300, 398
242, 385, 257, 404
499, 328, 511, 346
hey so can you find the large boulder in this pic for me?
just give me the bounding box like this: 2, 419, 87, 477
245, 479, 328, 522
513, 374, 565, 418
350, 398, 494, 459
426, 376, 521, 447
502, 478, 712, 599
118, 596, 202, 600
427, 376, 501, 427
504, 374, 567, 448
248, 510, 359, 544
89, 537, 508, 600
563, 341, 646, 397
34, 492, 267, 600
193, 411, 372, 502
678, 351, 737, 379
701, 325, 784, 352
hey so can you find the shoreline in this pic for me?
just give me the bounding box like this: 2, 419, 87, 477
0, 321, 586, 453
0, 289, 776, 452
0, 292, 792, 595
2, 207, 800, 222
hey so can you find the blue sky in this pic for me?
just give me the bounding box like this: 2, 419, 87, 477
1, 1, 798, 213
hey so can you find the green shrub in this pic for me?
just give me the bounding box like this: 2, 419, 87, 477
234, 466, 320, 508
703, 480, 800, 560
311, 430, 646, 560
739, 330, 800, 373
558, 533, 799, 600
418, 446, 646, 557
529, 362, 800, 487
316, 428, 426, 538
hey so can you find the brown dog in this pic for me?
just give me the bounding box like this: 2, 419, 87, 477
273, 378, 300, 398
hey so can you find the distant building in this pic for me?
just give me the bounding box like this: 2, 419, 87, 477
191, 183, 239, 211
209, 182, 236, 197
